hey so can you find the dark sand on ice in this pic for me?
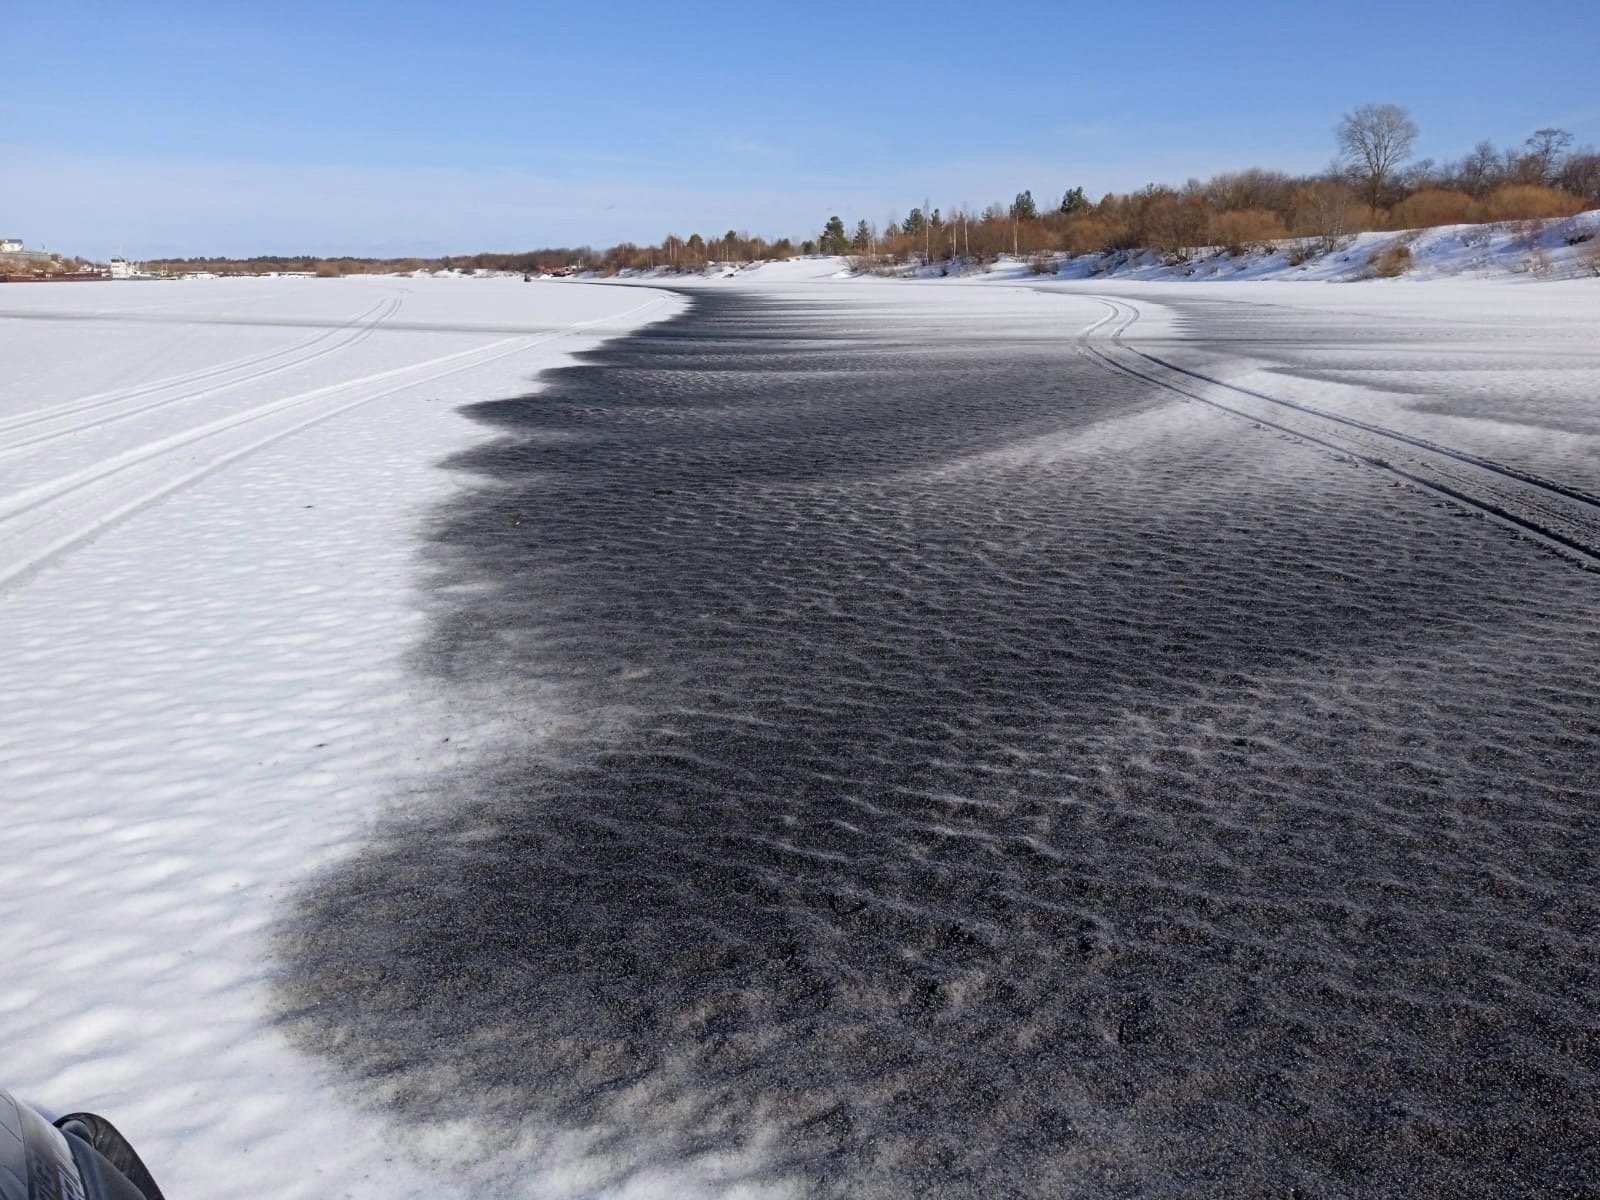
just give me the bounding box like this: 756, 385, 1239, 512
279, 289, 1599, 1198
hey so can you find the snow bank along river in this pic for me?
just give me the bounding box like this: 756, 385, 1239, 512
6, 269, 1600, 1198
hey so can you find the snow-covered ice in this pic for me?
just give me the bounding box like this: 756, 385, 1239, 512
0, 275, 680, 1198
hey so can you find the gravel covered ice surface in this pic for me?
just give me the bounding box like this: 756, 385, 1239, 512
5, 270, 1600, 1198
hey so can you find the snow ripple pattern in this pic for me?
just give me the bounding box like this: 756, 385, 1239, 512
279, 291, 1600, 1199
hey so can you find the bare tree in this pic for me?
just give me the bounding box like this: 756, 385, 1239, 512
1557, 149, 1600, 205
1336, 102, 1419, 211
1456, 140, 1503, 198
1292, 181, 1361, 254
1522, 127, 1573, 185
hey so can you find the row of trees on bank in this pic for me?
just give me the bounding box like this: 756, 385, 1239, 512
145, 235, 799, 277
820, 108, 1600, 268
599, 107, 1600, 273
143, 248, 600, 277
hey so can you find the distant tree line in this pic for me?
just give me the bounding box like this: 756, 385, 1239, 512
0, 251, 95, 277
145, 106, 1600, 279
143, 234, 806, 277
143, 248, 601, 277
820, 107, 1600, 270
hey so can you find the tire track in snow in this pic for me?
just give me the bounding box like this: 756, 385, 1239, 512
0, 291, 673, 587
1073, 296, 1600, 571
0, 298, 403, 457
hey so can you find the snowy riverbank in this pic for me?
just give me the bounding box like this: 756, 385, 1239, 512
602, 207, 1600, 287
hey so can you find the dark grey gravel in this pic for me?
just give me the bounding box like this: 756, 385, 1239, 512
276, 289, 1600, 1199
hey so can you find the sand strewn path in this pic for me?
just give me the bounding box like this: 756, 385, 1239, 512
278, 280, 1599, 1198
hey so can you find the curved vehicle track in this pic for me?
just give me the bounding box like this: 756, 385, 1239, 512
1073, 295, 1600, 571
0, 297, 403, 455
0, 290, 673, 588
0, 335, 541, 587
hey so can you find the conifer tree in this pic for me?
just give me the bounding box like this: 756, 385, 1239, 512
821, 215, 849, 254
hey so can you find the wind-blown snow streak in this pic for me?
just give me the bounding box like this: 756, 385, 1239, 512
278, 286, 1600, 1198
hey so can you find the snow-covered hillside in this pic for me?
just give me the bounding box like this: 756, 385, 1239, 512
1023, 208, 1600, 283
619, 208, 1600, 287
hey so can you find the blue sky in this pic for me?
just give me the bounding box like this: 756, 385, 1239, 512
8, 0, 1600, 258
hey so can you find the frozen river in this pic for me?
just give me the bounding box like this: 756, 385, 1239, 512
4, 270, 1599, 1197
